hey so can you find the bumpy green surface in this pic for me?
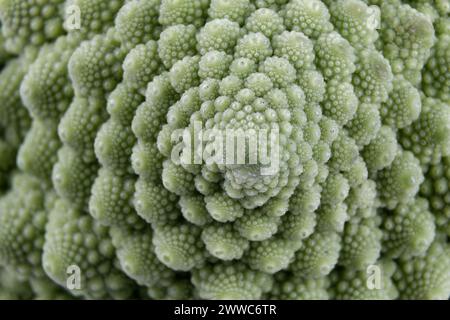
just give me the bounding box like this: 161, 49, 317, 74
0, 0, 449, 300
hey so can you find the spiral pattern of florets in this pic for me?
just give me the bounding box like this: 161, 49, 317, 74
0, 0, 448, 300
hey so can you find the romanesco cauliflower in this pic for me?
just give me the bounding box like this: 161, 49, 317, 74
0, 0, 449, 300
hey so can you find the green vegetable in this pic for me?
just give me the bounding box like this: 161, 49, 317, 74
0, 0, 449, 300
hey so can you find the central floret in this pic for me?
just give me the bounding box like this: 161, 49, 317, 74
166, 57, 303, 210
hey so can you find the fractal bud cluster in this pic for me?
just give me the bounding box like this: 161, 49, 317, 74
0, 0, 449, 300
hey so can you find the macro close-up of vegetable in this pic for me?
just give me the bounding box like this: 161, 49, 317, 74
0, 0, 449, 301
